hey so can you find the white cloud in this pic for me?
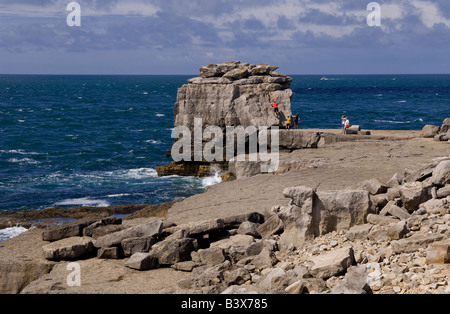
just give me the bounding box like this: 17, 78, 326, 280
0, 0, 160, 18
413, 0, 450, 28
381, 3, 404, 20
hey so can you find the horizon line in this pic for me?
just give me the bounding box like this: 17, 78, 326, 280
1, 73, 450, 76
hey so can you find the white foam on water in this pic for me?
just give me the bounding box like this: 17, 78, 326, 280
0, 149, 45, 155
374, 119, 411, 124
115, 107, 134, 112
8, 158, 40, 164
55, 197, 110, 207
145, 139, 162, 144
0, 226, 28, 242
106, 193, 131, 198
202, 170, 222, 188
107, 168, 158, 179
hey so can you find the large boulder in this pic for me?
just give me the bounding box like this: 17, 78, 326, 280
360, 178, 388, 195
426, 239, 450, 264
278, 186, 316, 249
331, 265, 372, 294
277, 186, 372, 249
125, 252, 158, 270
94, 220, 163, 249
278, 130, 321, 150
314, 189, 372, 235
42, 217, 101, 242
223, 67, 249, 80
250, 64, 279, 76
430, 160, 450, 186
200, 61, 243, 78
399, 182, 432, 212
433, 118, 450, 140
440, 118, 450, 134
309, 246, 355, 279
257, 214, 283, 238
154, 238, 197, 265
437, 186, 450, 198
198, 247, 226, 266
391, 234, 444, 254
422, 125, 440, 138
121, 236, 157, 257
42, 237, 95, 261
164, 218, 225, 236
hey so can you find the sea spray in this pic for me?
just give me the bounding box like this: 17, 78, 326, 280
202, 167, 223, 188
0, 226, 28, 242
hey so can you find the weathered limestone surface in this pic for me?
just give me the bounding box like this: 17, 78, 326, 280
2, 151, 450, 295
2, 108, 450, 294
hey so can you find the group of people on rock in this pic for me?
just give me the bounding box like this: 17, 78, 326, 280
272, 102, 351, 133
271, 102, 299, 129
285, 113, 300, 130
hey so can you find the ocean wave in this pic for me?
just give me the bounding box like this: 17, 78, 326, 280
8, 158, 40, 164
145, 139, 163, 144
38, 168, 159, 188
106, 193, 132, 198
115, 107, 134, 112
0, 226, 28, 242
55, 197, 110, 207
0, 149, 45, 155
374, 119, 411, 124
103, 168, 158, 180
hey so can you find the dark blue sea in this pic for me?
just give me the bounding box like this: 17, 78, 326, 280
0, 74, 449, 218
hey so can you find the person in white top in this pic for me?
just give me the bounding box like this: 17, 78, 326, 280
342, 116, 350, 134
341, 115, 347, 134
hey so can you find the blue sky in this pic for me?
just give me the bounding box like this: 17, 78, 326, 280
1, 0, 450, 74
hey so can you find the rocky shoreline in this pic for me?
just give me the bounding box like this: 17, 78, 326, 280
0, 127, 449, 294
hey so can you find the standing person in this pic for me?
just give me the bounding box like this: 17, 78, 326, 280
294, 113, 300, 129
286, 115, 291, 129
341, 115, 347, 134
344, 116, 351, 134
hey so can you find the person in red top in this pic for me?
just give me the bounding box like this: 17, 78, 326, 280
272, 103, 279, 117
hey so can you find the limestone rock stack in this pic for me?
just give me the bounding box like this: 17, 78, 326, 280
158, 61, 293, 177
175, 61, 293, 130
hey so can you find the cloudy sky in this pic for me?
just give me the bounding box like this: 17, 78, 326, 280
1, 0, 450, 74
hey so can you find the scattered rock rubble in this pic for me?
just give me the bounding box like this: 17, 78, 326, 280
35, 156, 450, 294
